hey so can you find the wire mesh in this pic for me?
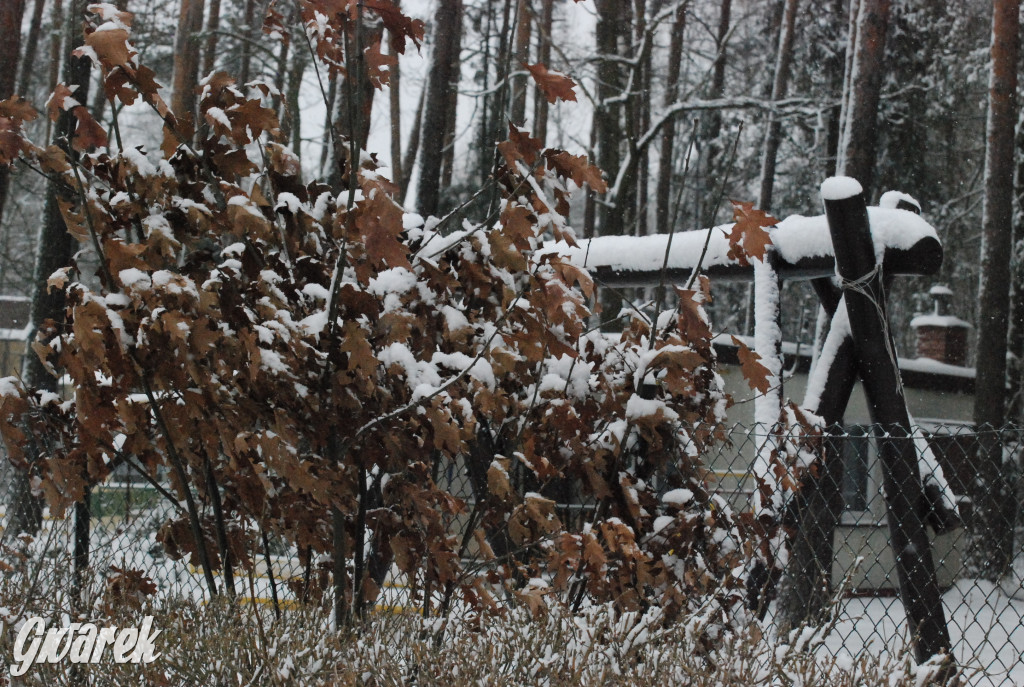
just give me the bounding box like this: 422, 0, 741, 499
0, 421, 1021, 683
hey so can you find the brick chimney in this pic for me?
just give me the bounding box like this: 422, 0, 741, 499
910, 285, 971, 366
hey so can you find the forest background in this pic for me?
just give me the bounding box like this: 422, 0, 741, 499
0, 0, 1019, 414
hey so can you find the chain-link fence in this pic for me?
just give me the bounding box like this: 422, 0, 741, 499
1, 422, 1022, 684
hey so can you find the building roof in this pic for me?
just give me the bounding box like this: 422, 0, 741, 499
715, 334, 974, 395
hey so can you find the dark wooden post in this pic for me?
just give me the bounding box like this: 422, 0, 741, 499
822, 177, 952, 665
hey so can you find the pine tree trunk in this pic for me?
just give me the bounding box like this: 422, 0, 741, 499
593, 0, 630, 235
46, 0, 63, 144
415, 0, 463, 217
631, 0, 649, 236
16, 0, 44, 97
171, 0, 205, 119
532, 0, 553, 143
482, 0, 513, 208
401, 84, 424, 203
388, 13, 404, 193
440, 32, 462, 191
757, 0, 798, 212
696, 0, 731, 225
0, 0, 27, 233
510, 0, 531, 126
203, 0, 221, 77
837, 0, 889, 198
823, 0, 846, 178
654, 1, 686, 236
319, 76, 337, 178
1007, 112, 1024, 423
836, 0, 859, 165
238, 0, 256, 84
284, 30, 306, 158
12, 0, 91, 536
971, 0, 1020, 581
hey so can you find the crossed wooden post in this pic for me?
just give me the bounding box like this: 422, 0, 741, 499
817, 177, 951, 664
562, 176, 955, 667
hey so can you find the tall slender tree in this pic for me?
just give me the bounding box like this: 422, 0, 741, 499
388, 6, 404, 193
0, 0, 27, 230
11, 0, 91, 535
171, 0, 206, 119
837, 0, 891, 198
971, 0, 1020, 581
415, 0, 463, 217
532, 0, 554, 143
757, 0, 799, 212
592, 0, 631, 235
510, 0, 532, 126
16, 0, 45, 97
203, 0, 222, 77
654, 0, 688, 236
695, 0, 731, 225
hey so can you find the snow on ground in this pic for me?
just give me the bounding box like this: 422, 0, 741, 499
814, 581, 1024, 686
4, 498, 1023, 684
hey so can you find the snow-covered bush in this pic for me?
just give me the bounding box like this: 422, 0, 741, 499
0, 1, 787, 637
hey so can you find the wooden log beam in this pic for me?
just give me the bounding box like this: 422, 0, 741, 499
558, 207, 943, 287
822, 176, 952, 666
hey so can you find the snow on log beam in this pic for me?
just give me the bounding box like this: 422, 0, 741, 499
548, 207, 942, 286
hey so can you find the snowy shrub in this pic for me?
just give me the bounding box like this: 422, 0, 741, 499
0, 0, 794, 641
0, 590, 952, 687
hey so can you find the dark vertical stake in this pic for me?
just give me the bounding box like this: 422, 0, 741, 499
74, 486, 90, 607
824, 181, 952, 665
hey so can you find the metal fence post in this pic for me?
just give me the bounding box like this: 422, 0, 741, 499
822, 177, 952, 666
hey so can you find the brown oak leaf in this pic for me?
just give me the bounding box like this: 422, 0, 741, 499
727, 200, 775, 265
83, 27, 132, 70
524, 62, 578, 104
731, 335, 772, 395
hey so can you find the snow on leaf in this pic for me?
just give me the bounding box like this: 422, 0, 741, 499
46, 84, 79, 122
544, 150, 607, 193
674, 286, 712, 350
82, 26, 132, 70
363, 41, 396, 89
47, 267, 72, 293
0, 97, 38, 123
727, 200, 775, 265
488, 458, 514, 502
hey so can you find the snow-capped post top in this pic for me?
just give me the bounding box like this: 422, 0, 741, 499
820, 176, 864, 202
879, 190, 921, 214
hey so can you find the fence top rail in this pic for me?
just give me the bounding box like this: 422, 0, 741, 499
544, 206, 941, 286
